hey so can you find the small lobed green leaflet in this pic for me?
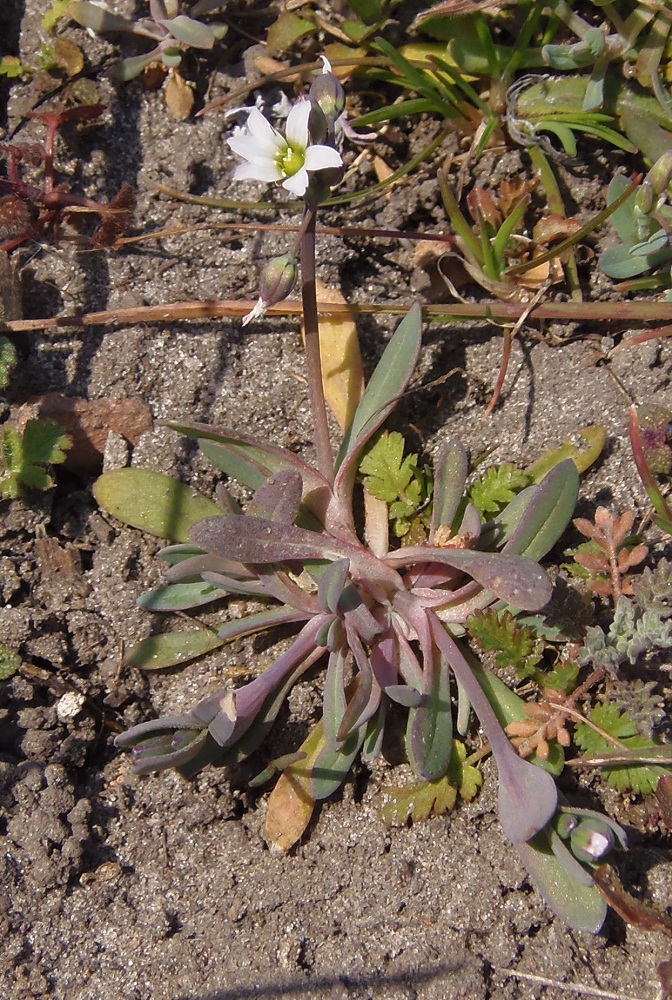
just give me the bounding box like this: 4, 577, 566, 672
359, 431, 419, 504
469, 464, 531, 518
0, 56, 25, 78
467, 608, 544, 678
0, 419, 72, 499
574, 704, 670, 795
379, 741, 482, 825
42, 0, 72, 32
540, 661, 579, 695
0, 642, 21, 680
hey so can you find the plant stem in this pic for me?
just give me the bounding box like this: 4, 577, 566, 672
300, 200, 334, 483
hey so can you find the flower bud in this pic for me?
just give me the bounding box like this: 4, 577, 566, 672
310, 69, 346, 130
569, 818, 615, 864
634, 179, 654, 218
243, 253, 298, 326
647, 150, 672, 197
555, 812, 579, 839
259, 252, 298, 306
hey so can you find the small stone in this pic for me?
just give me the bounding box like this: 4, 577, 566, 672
56, 691, 86, 723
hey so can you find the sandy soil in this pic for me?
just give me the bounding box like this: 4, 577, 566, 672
1, 3, 671, 998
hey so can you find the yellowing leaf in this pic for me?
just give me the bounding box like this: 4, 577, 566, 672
164, 70, 194, 120
302, 279, 363, 431
53, 37, 84, 77
264, 722, 323, 851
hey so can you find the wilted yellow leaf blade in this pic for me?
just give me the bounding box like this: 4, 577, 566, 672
264, 770, 316, 852
304, 279, 364, 431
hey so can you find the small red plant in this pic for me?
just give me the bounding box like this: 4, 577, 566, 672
0, 104, 134, 252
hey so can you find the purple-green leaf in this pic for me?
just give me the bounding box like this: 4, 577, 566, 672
190, 515, 353, 564
388, 547, 553, 611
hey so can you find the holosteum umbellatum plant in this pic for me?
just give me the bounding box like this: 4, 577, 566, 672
110, 60, 625, 933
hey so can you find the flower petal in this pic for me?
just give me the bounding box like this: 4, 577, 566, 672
285, 99, 311, 149
303, 145, 343, 172
282, 167, 309, 196
233, 161, 284, 183
245, 107, 283, 149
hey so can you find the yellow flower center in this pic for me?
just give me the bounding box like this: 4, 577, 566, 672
280, 145, 305, 178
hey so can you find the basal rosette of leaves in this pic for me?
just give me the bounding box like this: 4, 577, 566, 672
94, 302, 626, 931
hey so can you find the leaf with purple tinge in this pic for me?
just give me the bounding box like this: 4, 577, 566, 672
388, 547, 553, 611
190, 515, 354, 564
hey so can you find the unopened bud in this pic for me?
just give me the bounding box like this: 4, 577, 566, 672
634, 180, 654, 218
310, 61, 345, 129
243, 253, 298, 326
569, 818, 615, 864
647, 150, 672, 197
555, 812, 579, 839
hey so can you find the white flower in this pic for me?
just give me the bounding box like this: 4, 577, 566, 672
226, 99, 343, 196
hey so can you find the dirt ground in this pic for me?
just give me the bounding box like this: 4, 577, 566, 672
1, 3, 671, 999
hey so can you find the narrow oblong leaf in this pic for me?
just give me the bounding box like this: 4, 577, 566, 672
317, 558, 350, 614
406, 652, 452, 781
430, 439, 469, 538
94, 469, 220, 541
124, 629, 224, 670
191, 515, 352, 564
387, 547, 553, 611
503, 460, 579, 561
137, 580, 225, 611
335, 303, 422, 477
69, 1, 138, 34
264, 720, 324, 851
164, 14, 215, 48
311, 724, 368, 800
305, 279, 364, 432
526, 426, 606, 481
217, 607, 310, 642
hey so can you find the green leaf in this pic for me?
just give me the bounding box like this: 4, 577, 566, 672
335, 303, 422, 476
93, 469, 220, 541
467, 608, 543, 678
526, 426, 606, 481
0, 56, 26, 78
515, 831, 607, 933
0, 419, 71, 498
379, 740, 482, 825
266, 11, 314, 52
166, 15, 216, 49
68, 1, 137, 34
42, 0, 72, 31
503, 460, 579, 561
360, 431, 418, 503
124, 628, 224, 670
469, 464, 531, 518
574, 704, 670, 794
0, 642, 21, 680
406, 651, 453, 781
310, 722, 368, 800
137, 580, 225, 611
